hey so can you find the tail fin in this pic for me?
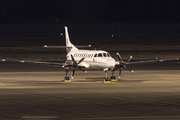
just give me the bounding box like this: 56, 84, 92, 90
65, 26, 78, 53
44, 26, 90, 53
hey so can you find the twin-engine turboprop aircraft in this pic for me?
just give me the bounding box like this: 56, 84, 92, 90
2, 26, 179, 82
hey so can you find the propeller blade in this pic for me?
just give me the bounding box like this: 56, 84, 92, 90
123, 65, 133, 72
72, 68, 76, 79
71, 55, 75, 62
71, 54, 78, 65
125, 56, 132, 64
118, 68, 123, 78
116, 53, 123, 64
78, 67, 87, 73
116, 54, 133, 78
77, 57, 85, 64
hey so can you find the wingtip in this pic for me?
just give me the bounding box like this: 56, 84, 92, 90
20, 60, 25, 63
43, 45, 48, 48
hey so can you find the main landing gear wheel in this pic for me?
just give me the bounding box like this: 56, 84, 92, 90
64, 77, 70, 80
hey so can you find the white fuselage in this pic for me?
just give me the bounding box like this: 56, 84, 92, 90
66, 50, 115, 70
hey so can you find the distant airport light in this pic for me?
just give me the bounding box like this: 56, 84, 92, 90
156, 57, 159, 60
61, 33, 63, 35
111, 35, 114, 37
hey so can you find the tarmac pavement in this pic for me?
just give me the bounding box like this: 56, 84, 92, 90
0, 62, 180, 120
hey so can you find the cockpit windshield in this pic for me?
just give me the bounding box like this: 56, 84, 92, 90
98, 53, 103, 57
107, 53, 111, 57
103, 53, 107, 57
94, 53, 111, 57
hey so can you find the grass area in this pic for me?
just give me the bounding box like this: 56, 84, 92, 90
0, 34, 180, 61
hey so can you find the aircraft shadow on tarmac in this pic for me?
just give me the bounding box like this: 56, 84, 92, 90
17, 81, 64, 85
18, 79, 146, 84
85, 77, 146, 83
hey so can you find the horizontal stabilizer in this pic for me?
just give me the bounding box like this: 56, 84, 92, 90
43, 45, 71, 48
44, 45, 91, 48
75, 45, 91, 48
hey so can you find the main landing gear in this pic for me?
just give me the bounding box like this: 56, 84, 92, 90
62, 70, 71, 82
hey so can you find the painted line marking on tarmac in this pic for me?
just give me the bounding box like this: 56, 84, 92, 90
22, 116, 59, 119
77, 116, 180, 119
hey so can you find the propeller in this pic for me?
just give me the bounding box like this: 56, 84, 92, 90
70, 55, 86, 78
116, 53, 133, 78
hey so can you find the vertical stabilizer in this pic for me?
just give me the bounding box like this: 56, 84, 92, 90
65, 26, 78, 53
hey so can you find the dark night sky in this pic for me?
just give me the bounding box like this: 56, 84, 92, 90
1, 0, 180, 23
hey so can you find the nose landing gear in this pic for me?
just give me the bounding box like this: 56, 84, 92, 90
102, 68, 111, 83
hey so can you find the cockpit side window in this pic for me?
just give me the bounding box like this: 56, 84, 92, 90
107, 53, 111, 57
98, 53, 103, 57
94, 54, 97, 57
103, 53, 107, 57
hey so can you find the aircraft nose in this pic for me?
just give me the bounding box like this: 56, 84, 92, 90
106, 58, 115, 69
111, 58, 115, 67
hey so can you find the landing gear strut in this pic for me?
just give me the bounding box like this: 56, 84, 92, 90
64, 70, 70, 80
104, 71, 109, 81
102, 68, 111, 83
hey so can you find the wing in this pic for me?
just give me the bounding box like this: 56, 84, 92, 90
2, 59, 65, 66
114, 54, 179, 78
126, 58, 179, 65
115, 58, 179, 65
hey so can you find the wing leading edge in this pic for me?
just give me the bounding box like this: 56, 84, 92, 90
115, 58, 179, 65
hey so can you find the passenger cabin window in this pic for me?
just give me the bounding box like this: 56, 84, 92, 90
98, 53, 103, 57
94, 54, 97, 57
